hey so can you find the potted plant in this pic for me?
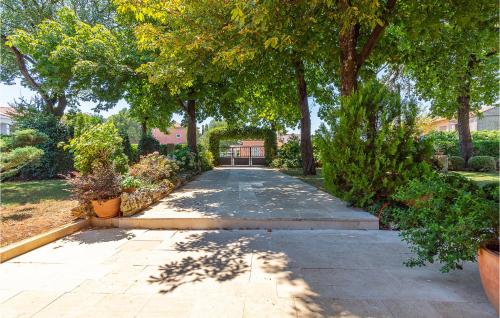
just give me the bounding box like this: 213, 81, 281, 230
394, 173, 499, 313
121, 174, 142, 193
67, 163, 123, 218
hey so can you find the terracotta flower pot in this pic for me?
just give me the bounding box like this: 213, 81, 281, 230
91, 197, 121, 218
123, 187, 136, 194
478, 244, 499, 313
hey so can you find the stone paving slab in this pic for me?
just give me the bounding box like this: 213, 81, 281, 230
0, 228, 496, 318
126, 167, 378, 230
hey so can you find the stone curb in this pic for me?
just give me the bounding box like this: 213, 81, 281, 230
90, 217, 379, 230
0, 219, 90, 263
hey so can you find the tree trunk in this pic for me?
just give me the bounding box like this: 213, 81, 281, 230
337, 0, 396, 96
141, 120, 147, 136
186, 99, 198, 153
293, 58, 316, 176
339, 22, 359, 96
457, 96, 473, 164
52, 95, 66, 117
456, 55, 476, 164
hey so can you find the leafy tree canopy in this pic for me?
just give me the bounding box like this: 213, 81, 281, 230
107, 108, 142, 143
4, 8, 129, 115
397, 0, 498, 117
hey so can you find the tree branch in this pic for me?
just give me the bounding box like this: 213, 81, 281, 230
357, 0, 397, 66
23, 54, 36, 65
470, 49, 497, 67
485, 49, 497, 57
1, 34, 52, 106
177, 97, 187, 111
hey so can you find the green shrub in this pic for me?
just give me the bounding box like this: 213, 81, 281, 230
312, 134, 322, 167
121, 133, 137, 163
0, 146, 45, 180
131, 144, 138, 162
448, 156, 465, 171
199, 148, 214, 171
473, 140, 499, 158
138, 134, 160, 156
270, 158, 284, 168
426, 131, 459, 156
13, 110, 73, 179
367, 200, 407, 230
393, 173, 498, 272
275, 136, 302, 168
121, 174, 143, 189
482, 183, 499, 202
65, 121, 128, 174
318, 81, 432, 207
66, 162, 122, 205
0, 128, 50, 180
473, 130, 500, 141
427, 130, 500, 158
169, 144, 200, 172
130, 152, 179, 184
9, 129, 48, 148
0, 137, 9, 151
467, 156, 497, 172
65, 112, 103, 137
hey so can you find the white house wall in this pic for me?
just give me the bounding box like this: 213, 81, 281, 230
477, 107, 500, 131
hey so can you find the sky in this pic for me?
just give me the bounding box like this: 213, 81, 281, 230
0, 81, 323, 134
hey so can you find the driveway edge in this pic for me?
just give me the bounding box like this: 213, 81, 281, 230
0, 219, 90, 263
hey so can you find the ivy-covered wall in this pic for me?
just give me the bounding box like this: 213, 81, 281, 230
208, 126, 277, 164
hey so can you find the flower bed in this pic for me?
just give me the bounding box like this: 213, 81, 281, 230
63, 121, 210, 219
68, 152, 202, 218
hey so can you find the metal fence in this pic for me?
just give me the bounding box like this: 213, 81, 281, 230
219, 146, 265, 166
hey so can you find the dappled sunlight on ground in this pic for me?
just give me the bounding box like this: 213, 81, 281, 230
135, 168, 375, 221
0, 229, 496, 317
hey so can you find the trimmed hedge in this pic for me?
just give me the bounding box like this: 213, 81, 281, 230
448, 156, 465, 171
428, 131, 499, 158
467, 156, 497, 172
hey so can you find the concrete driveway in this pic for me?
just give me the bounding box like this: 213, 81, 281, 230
133, 168, 378, 230
0, 228, 495, 317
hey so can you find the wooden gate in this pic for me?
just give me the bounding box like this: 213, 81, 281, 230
218, 146, 265, 166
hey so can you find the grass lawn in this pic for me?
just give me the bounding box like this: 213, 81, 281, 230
1, 179, 78, 247
452, 171, 499, 186
280, 168, 326, 192
1, 179, 72, 205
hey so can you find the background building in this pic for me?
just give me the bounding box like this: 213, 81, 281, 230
152, 122, 187, 145
0, 106, 15, 135
422, 106, 499, 133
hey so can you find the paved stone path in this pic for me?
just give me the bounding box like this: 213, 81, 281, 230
0, 229, 495, 317
134, 168, 377, 229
